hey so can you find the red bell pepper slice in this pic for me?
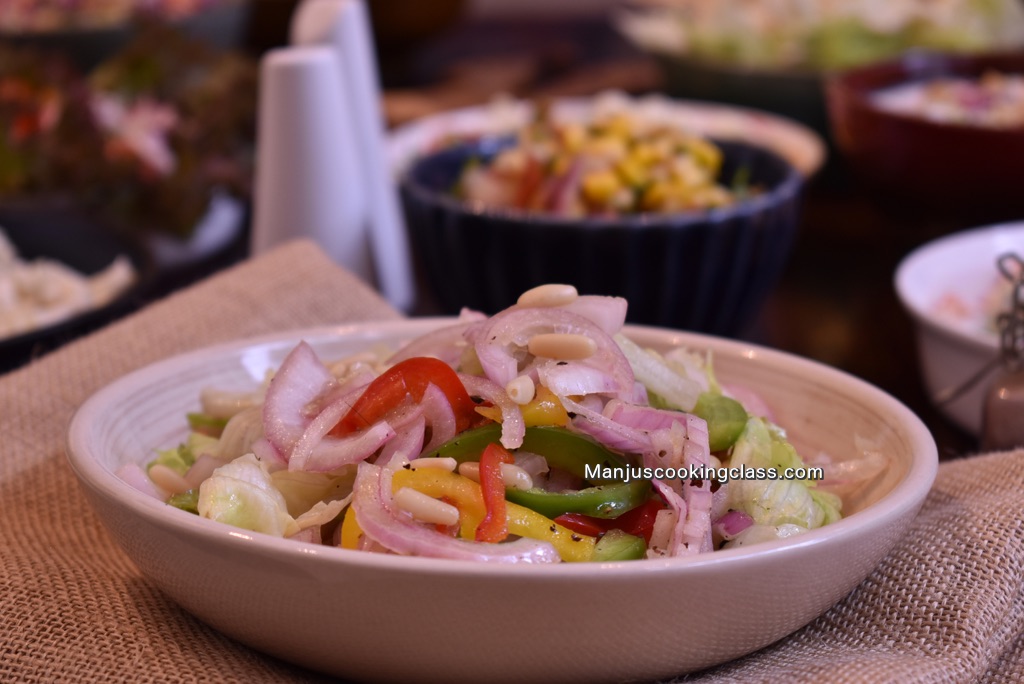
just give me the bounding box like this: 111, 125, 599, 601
475, 443, 514, 543
610, 498, 666, 544
331, 357, 478, 436
551, 513, 606, 538
554, 497, 666, 544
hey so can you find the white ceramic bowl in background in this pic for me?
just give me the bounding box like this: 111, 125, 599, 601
66, 320, 937, 683
895, 221, 1024, 436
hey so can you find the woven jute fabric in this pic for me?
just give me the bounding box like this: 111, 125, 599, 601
2, 239, 1021, 683
1, 241, 399, 683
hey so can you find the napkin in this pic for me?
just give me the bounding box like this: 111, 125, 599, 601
1, 239, 1021, 683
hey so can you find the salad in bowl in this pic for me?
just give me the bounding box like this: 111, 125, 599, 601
120, 284, 878, 563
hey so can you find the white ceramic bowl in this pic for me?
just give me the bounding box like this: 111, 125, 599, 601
66, 320, 936, 683
895, 221, 1024, 436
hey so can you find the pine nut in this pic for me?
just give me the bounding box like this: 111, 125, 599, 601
517, 283, 578, 308
457, 462, 533, 491
408, 457, 458, 472
458, 462, 481, 482
393, 487, 460, 526
505, 375, 536, 405
499, 463, 534, 491
148, 464, 192, 495
527, 332, 597, 360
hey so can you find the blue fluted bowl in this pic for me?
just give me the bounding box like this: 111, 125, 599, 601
401, 137, 804, 336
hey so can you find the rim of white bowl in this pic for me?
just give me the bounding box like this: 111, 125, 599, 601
67, 319, 938, 579
895, 220, 1024, 353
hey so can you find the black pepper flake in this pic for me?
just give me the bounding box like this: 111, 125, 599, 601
710, 479, 722, 493
567, 412, 577, 418
690, 477, 704, 488
556, 361, 568, 366
549, 524, 557, 533
402, 463, 411, 469
571, 534, 582, 542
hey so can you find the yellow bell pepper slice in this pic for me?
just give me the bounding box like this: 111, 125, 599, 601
391, 467, 596, 562
475, 385, 569, 427
340, 504, 363, 550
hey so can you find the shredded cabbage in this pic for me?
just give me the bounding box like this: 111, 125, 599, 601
614, 333, 703, 411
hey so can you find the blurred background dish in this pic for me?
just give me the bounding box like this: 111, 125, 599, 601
401, 132, 803, 336
389, 93, 826, 179
0, 15, 257, 266
0, 201, 152, 372
895, 221, 1024, 437
615, 0, 1024, 138
0, 0, 249, 70
827, 50, 1024, 224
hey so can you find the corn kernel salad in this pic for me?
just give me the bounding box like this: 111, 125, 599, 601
456, 104, 744, 218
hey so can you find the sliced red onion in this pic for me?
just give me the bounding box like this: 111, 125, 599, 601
651, 478, 693, 556
604, 400, 692, 432
559, 295, 628, 336
680, 416, 713, 553
712, 509, 755, 541
376, 416, 427, 470
351, 463, 560, 563
288, 383, 376, 471
631, 382, 649, 405
262, 341, 336, 456
647, 508, 676, 559
250, 437, 287, 470
459, 372, 524, 449
185, 453, 230, 490
468, 307, 634, 400
681, 492, 714, 554
300, 421, 396, 473
646, 427, 687, 500
418, 383, 458, 453
513, 452, 550, 479
561, 395, 650, 454
116, 462, 169, 501
325, 368, 376, 398
537, 361, 621, 397
386, 317, 483, 367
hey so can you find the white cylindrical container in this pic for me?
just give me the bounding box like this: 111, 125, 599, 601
250, 45, 373, 284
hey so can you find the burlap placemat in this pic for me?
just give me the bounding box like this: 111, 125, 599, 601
1, 239, 1020, 682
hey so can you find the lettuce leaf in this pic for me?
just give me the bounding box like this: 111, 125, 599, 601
197, 453, 297, 537
726, 417, 841, 529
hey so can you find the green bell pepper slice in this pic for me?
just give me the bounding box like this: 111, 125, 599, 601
425, 424, 651, 519
505, 478, 651, 519
691, 392, 748, 452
